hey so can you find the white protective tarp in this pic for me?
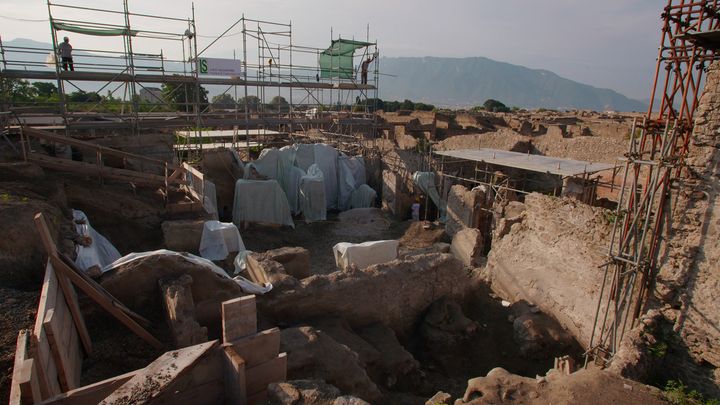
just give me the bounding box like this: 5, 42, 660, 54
286, 166, 306, 215
299, 164, 327, 222
199, 220, 246, 260
313, 143, 339, 209
102, 249, 272, 294
333, 240, 399, 271
232, 179, 295, 227
294, 143, 315, 172
244, 147, 282, 180
412, 171, 447, 221
203, 179, 219, 220
350, 184, 377, 209
72, 209, 122, 272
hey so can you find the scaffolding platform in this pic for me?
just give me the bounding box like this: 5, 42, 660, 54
0, 69, 377, 90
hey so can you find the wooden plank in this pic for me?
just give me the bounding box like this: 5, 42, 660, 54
31, 261, 62, 399
100, 340, 219, 405
221, 296, 257, 343
244, 255, 269, 285
33, 212, 92, 354
223, 345, 247, 405
43, 298, 82, 392
38, 369, 138, 405
245, 353, 287, 396
9, 329, 42, 405
227, 328, 280, 368
153, 379, 224, 405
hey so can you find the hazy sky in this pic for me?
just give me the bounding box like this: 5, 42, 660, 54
0, 0, 661, 100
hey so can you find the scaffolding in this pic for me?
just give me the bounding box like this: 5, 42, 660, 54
0, 1, 380, 159
586, 0, 720, 365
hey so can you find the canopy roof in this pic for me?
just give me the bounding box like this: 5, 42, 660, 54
434, 148, 617, 177
319, 39, 373, 79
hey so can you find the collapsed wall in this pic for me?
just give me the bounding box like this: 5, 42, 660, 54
485, 193, 612, 347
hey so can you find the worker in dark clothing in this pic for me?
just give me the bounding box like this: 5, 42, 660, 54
360, 54, 376, 85
57, 37, 74, 71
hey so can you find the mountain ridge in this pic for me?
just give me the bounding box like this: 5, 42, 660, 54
379, 56, 646, 112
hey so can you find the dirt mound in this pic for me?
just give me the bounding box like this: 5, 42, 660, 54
333, 208, 391, 237
455, 367, 666, 404
485, 193, 612, 347
398, 221, 446, 248
0, 164, 75, 288
99, 253, 243, 326
65, 182, 165, 254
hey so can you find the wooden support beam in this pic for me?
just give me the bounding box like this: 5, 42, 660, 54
32, 214, 92, 353
221, 296, 257, 343
34, 213, 162, 350
27, 153, 186, 187
9, 329, 42, 405
22, 127, 180, 170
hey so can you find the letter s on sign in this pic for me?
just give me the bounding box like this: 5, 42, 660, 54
200, 59, 208, 74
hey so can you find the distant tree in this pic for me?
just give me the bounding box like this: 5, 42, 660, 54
413, 102, 436, 111
161, 81, 209, 112
211, 93, 236, 110
32, 82, 58, 99
400, 99, 414, 110
238, 95, 260, 112
0, 78, 37, 104
68, 90, 101, 103
269, 95, 289, 112
483, 99, 510, 113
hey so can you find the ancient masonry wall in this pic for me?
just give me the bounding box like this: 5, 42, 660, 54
654, 62, 720, 396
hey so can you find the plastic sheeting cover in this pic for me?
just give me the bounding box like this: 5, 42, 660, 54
300, 164, 327, 222
199, 221, 246, 261
350, 184, 377, 209
102, 249, 272, 295
313, 144, 339, 209
72, 209, 121, 272
333, 240, 399, 271
413, 171, 447, 221
203, 180, 219, 220
233, 179, 295, 228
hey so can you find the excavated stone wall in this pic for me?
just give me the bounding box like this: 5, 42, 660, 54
484, 193, 613, 348
651, 62, 720, 396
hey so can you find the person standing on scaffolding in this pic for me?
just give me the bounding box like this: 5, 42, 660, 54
360, 53, 376, 85
57, 37, 74, 71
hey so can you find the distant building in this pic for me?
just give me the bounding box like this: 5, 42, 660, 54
139, 87, 163, 103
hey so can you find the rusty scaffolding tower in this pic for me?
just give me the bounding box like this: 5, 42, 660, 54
587, 0, 720, 364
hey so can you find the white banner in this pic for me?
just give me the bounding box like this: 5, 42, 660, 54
198, 57, 242, 76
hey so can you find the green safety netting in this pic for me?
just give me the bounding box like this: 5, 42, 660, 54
319, 39, 372, 79
53, 22, 138, 37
